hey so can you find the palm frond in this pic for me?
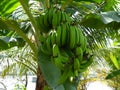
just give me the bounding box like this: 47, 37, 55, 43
0, 0, 20, 17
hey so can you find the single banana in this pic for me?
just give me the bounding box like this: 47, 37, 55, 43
46, 36, 52, 54
78, 29, 84, 46
78, 29, 87, 52
61, 24, 67, 46
69, 26, 76, 49
75, 26, 80, 46
74, 70, 79, 77
80, 56, 93, 68
57, 10, 62, 26
48, 7, 54, 25
75, 46, 83, 61
50, 31, 57, 45
43, 12, 49, 28
52, 12, 58, 28
61, 12, 66, 23
56, 26, 62, 47
52, 44, 60, 57
66, 24, 70, 44
82, 37, 87, 52
74, 58, 80, 72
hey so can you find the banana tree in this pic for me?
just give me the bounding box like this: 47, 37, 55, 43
1, 0, 120, 90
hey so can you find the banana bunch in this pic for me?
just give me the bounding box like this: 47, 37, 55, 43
38, 7, 93, 84
38, 7, 72, 34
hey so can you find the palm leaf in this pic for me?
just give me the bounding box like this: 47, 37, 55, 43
106, 70, 120, 79
0, 0, 20, 17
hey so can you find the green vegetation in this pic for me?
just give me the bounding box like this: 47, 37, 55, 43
0, 0, 120, 90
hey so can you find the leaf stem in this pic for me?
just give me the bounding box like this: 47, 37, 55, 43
19, 0, 41, 47
4, 19, 37, 56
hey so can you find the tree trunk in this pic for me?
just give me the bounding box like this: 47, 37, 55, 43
35, 66, 47, 90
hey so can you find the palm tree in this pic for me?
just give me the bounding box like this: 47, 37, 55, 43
1, 0, 120, 90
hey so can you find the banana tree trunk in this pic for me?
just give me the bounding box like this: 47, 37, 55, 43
35, 66, 47, 90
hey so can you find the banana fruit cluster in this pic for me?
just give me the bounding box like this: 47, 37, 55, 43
38, 7, 93, 84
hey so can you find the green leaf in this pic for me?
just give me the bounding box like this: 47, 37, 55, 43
80, 11, 120, 29
106, 70, 120, 79
0, 0, 20, 17
38, 49, 62, 89
0, 38, 9, 50
102, 0, 118, 11
54, 85, 65, 90
80, 14, 105, 29
64, 81, 77, 90
99, 11, 120, 24
110, 52, 120, 69
0, 18, 9, 30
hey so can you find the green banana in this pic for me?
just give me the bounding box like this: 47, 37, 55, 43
75, 26, 80, 46
82, 37, 87, 52
39, 15, 49, 33
78, 29, 87, 52
69, 26, 76, 49
43, 12, 49, 28
57, 10, 62, 26
56, 26, 62, 47
74, 58, 80, 70
48, 7, 54, 25
46, 36, 52, 54
78, 29, 84, 45
60, 55, 69, 63
61, 24, 67, 46
80, 56, 93, 68
40, 43, 51, 55
61, 12, 66, 23
52, 12, 58, 28
50, 31, 57, 45
74, 70, 79, 77
52, 44, 60, 57
53, 56, 64, 70
75, 46, 83, 61
59, 69, 69, 84
66, 24, 70, 45
78, 66, 88, 73
59, 66, 72, 84
64, 12, 71, 23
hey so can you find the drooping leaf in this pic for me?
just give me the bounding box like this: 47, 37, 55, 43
80, 11, 120, 29
80, 14, 105, 29
99, 11, 120, 24
106, 70, 120, 79
38, 49, 62, 89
